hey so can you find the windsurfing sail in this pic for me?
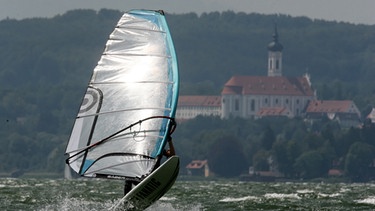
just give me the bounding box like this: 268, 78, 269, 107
65, 10, 179, 181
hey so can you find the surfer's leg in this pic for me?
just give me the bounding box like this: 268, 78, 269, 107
124, 180, 132, 195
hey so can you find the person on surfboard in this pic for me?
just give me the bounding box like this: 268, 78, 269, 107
123, 138, 175, 195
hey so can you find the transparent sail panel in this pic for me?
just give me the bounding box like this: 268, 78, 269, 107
65, 10, 179, 180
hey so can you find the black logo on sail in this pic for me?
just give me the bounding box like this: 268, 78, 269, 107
79, 87, 103, 114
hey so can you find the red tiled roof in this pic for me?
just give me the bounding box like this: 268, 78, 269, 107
255, 171, 283, 177
221, 76, 314, 96
306, 100, 355, 113
328, 169, 344, 176
257, 107, 290, 116
186, 160, 208, 169
178, 96, 221, 107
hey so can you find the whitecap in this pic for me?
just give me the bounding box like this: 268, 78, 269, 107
38, 197, 114, 211
339, 187, 350, 193
296, 189, 314, 194
159, 196, 177, 201
264, 193, 301, 199
219, 196, 258, 202
146, 201, 203, 211
355, 196, 375, 205
146, 202, 177, 211
318, 193, 341, 198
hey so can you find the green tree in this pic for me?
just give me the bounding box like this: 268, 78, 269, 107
304, 133, 325, 150
280, 139, 307, 178
253, 150, 269, 171
345, 142, 374, 181
335, 127, 360, 157
361, 120, 375, 147
208, 134, 248, 177
271, 139, 289, 175
294, 150, 326, 179
260, 126, 275, 150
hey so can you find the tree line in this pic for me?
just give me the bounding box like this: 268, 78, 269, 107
175, 116, 375, 182
0, 9, 374, 179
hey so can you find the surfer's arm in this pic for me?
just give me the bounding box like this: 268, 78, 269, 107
164, 138, 175, 157
168, 138, 175, 156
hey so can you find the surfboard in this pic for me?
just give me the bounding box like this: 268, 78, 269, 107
110, 156, 179, 210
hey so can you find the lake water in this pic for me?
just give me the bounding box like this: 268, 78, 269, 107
1, 178, 375, 210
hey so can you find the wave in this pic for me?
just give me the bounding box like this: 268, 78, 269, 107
219, 196, 258, 202
296, 189, 314, 194
356, 196, 375, 205
264, 193, 301, 199
38, 197, 115, 211
148, 201, 204, 211
160, 196, 177, 201
318, 193, 341, 198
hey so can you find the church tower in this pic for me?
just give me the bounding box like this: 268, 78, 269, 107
267, 24, 283, 76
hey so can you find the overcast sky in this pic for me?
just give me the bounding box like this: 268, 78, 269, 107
1, 0, 374, 25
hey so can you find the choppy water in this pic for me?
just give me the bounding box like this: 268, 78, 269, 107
1, 178, 375, 210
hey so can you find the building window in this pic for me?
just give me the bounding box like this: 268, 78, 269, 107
251, 99, 255, 111
286, 99, 289, 104
265, 98, 268, 104
276, 59, 279, 69
235, 99, 240, 111
269, 59, 272, 69
275, 98, 279, 104
296, 99, 300, 104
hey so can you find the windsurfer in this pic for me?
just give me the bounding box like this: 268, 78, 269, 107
124, 137, 176, 195
124, 179, 139, 195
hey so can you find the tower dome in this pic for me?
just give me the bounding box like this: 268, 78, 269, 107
267, 23, 283, 76
267, 24, 283, 52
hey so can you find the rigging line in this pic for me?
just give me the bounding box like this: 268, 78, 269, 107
77, 107, 171, 119
86, 159, 152, 175
65, 131, 164, 155
115, 26, 166, 34
66, 152, 84, 164
90, 81, 174, 85
65, 115, 176, 164
102, 52, 171, 58
84, 156, 154, 175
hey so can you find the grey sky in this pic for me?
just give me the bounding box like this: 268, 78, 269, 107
1, 0, 374, 25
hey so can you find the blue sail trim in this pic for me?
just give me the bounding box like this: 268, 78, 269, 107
134, 10, 179, 158
81, 159, 94, 174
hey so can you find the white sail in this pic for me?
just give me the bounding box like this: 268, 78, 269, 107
65, 10, 179, 180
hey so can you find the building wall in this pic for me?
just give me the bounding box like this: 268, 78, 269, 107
222, 94, 314, 119
175, 105, 221, 120
222, 94, 241, 118
268, 51, 282, 76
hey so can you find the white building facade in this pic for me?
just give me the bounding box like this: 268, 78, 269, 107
175, 96, 221, 121
221, 75, 315, 119
221, 25, 316, 119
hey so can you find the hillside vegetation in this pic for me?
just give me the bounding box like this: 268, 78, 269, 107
0, 9, 374, 180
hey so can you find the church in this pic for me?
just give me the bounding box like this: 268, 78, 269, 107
221, 25, 315, 119
176, 25, 361, 126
